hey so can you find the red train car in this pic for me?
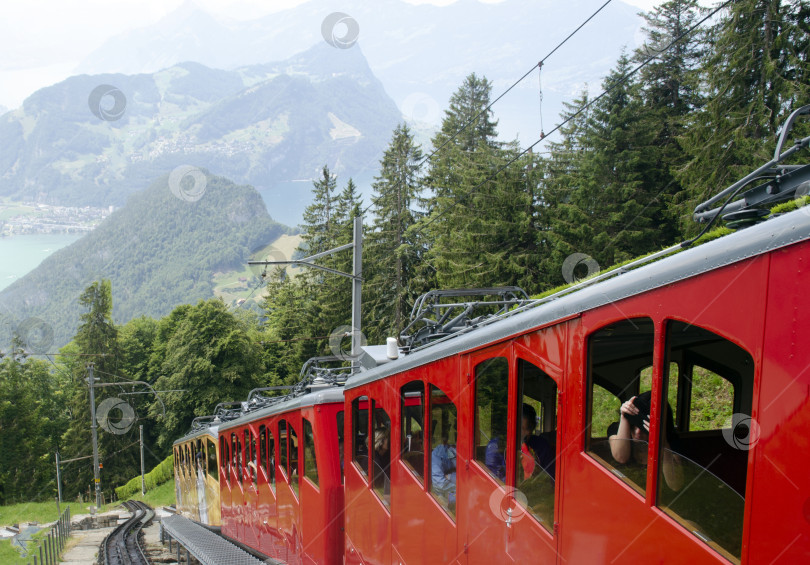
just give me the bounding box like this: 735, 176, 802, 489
217, 385, 345, 564
342, 205, 810, 564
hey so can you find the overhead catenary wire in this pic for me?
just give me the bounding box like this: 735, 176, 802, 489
361, 0, 617, 217
412, 0, 735, 237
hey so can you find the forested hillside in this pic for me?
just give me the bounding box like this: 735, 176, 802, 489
0, 172, 288, 349
0, 0, 807, 506
0, 43, 400, 210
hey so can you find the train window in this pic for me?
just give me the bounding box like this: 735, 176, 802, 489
289, 423, 299, 497
219, 437, 226, 478
196, 440, 203, 475
657, 321, 754, 562
231, 433, 237, 481
352, 396, 369, 479
250, 430, 258, 485
244, 430, 251, 484
688, 366, 734, 432
429, 385, 458, 518
237, 435, 244, 485
401, 381, 425, 483
586, 318, 655, 496
372, 404, 391, 507
185, 446, 191, 476
474, 357, 509, 484
279, 420, 288, 478
267, 427, 276, 492
207, 439, 217, 480
259, 425, 267, 481
515, 359, 557, 532
337, 411, 344, 484
303, 418, 319, 487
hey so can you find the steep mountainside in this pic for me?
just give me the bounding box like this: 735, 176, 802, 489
0, 43, 400, 209
75, 0, 643, 141
0, 172, 289, 349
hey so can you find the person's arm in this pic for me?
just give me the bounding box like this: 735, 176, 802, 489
609, 397, 637, 464
660, 438, 684, 491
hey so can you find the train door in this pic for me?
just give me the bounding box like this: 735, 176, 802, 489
345, 392, 393, 565
459, 343, 517, 564
243, 427, 260, 549
505, 329, 566, 563
278, 417, 302, 563
257, 423, 279, 558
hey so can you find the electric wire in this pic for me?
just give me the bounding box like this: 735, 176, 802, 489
412, 0, 735, 237
361, 0, 617, 217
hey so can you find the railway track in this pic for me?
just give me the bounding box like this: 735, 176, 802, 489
101, 500, 155, 565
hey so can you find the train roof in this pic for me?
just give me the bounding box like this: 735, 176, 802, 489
347, 206, 810, 390
173, 424, 220, 447
216, 386, 345, 433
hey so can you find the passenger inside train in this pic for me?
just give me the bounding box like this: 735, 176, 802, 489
431, 429, 457, 504
607, 391, 684, 491
520, 403, 555, 481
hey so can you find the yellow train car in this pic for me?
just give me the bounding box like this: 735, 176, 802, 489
173, 425, 222, 526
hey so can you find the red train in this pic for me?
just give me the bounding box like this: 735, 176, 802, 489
174, 124, 810, 564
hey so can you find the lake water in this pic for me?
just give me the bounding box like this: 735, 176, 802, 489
0, 233, 84, 292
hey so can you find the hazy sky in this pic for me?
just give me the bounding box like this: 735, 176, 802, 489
0, 0, 665, 110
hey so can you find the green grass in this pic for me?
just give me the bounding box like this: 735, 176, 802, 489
0, 501, 76, 528
120, 478, 176, 509
0, 529, 51, 565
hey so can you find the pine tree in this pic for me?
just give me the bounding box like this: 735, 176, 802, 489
300, 166, 339, 256
421, 74, 541, 291
547, 54, 663, 272
676, 0, 810, 234
365, 124, 424, 340
633, 0, 704, 244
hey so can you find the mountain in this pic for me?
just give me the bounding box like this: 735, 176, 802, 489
75, 0, 644, 141
0, 43, 401, 218
0, 172, 289, 350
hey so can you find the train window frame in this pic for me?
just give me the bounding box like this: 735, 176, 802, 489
196, 439, 203, 475
337, 411, 345, 485
244, 429, 252, 485
585, 317, 656, 498
656, 319, 754, 563
250, 429, 257, 485
474, 356, 510, 485
289, 422, 299, 497
428, 384, 458, 520
303, 417, 319, 488
220, 436, 228, 481
259, 425, 267, 482
237, 434, 244, 486
371, 402, 392, 508
400, 381, 426, 484
231, 433, 238, 483
352, 396, 370, 481
207, 438, 217, 481
514, 358, 558, 533
279, 419, 288, 480
267, 425, 276, 493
